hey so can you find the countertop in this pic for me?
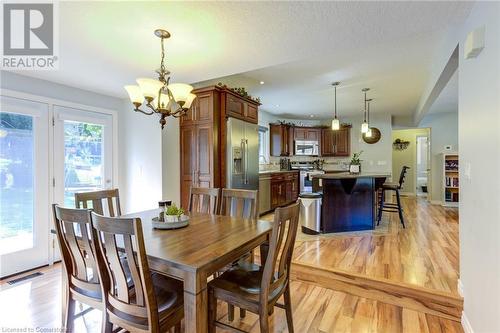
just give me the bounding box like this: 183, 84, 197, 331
312, 172, 391, 179
259, 169, 300, 175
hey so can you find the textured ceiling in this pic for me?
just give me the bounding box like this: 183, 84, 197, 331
6, 1, 472, 117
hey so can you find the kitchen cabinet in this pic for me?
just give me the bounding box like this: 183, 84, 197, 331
180, 85, 260, 209
321, 126, 351, 157
270, 124, 293, 156
294, 127, 320, 141
262, 171, 299, 212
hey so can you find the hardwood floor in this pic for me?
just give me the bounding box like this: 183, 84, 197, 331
0, 264, 463, 333
0, 197, 462, 332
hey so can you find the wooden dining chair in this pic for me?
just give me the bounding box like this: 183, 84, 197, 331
188, 187, 220, 215
91, 212, 184, 333
75, 188, 121, 217
219, 188, 258, 220
208, 202, 300, 333
52, 204, 104, 332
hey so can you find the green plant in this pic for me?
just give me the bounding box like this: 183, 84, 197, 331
165, 204, 184, 217
350, 151, 363, 165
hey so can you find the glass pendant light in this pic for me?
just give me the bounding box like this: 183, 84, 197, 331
331, 82, 340, 130
361, 88, 370, 134
365, 98, 373, 137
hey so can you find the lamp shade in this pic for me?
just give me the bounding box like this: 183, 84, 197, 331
168, 83, 194, 103
124, 85, 143, 104
366, 128, 373, 138
331, 118, 340, 130
183, 93, 196, 109
136, 78, 164, 101
361, 122, 369, 133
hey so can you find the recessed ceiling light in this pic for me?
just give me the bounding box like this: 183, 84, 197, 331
260, 81, 265, 85
310, 114, 314, 118
275, 104, 280, 107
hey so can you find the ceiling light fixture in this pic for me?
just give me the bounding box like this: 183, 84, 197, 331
366, 98, 373, 138
361, 88, 370, 134
260, 81, 265, 85
124, 29, 196, 129
331, 82, 340, 130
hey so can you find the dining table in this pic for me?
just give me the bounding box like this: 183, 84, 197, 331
121, 208, 273, 333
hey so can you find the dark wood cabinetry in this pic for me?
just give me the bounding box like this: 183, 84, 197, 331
270, 124, 293, 156
179, 86, 260, 209
267, 171, 299, 210
321, 126, 351, 157
294, 127, 320, 141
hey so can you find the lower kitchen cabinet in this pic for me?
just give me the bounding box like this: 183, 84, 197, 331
259, 171, 299, 214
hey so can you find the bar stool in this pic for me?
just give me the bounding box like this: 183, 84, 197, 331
377, 166, 410, 228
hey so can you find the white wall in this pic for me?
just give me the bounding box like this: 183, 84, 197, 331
161, 118, 181, 205
118, 100, 163, 213
419, 112, 459, 203
458, 2, 500, 332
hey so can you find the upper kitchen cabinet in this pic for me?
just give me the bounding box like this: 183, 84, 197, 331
270, 123, 293, 156
224, 91, 259, 124
294, 127, 320, 141
321, 125, 351, 157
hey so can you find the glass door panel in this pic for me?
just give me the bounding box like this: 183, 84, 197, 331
0, 97, 49, 277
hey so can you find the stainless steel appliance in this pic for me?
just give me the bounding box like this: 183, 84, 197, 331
226, 117, 259, 190
295, 140, 319, 156
298, 192, 322, 234
300, 169, 325, 192
258, 174, 271, 214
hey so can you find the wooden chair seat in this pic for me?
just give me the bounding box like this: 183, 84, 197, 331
382, 182, 400, 190
109, 273, 184, 331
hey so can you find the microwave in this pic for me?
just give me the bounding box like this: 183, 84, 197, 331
295, 140, 319, 156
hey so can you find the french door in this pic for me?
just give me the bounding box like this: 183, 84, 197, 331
0, 96, 49, 277
0, 96, 115, 277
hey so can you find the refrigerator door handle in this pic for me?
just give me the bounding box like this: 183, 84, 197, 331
245, 139, 249, 184
241, 138, 246, 185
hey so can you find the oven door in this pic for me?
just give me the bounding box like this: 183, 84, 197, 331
295, 140, 319, 156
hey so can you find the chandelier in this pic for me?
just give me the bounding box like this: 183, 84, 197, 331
124, 29, 196, 129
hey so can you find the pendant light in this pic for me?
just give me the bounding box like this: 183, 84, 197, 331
331, 82, 340, 130
361, 88, 370, 134
366, 98, 373, 138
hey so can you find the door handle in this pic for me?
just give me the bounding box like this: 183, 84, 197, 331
245, 139, 249, 184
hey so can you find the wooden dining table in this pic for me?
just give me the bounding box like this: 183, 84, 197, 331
122, 208, 273, 333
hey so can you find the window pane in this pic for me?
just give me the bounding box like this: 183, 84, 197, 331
64, 121, 104, 207
0, 112, 34, 255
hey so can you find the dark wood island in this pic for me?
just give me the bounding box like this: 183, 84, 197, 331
312, 172, 390, 233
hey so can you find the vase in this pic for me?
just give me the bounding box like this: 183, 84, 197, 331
349, 164, 361, 174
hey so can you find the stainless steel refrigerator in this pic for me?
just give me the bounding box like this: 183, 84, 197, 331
226, 117, 259, 190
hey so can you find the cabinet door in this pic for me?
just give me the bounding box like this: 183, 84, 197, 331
245, 103, 258, 123
281, 127, 290, 156
285, 179, 293, 203
294, 127, 306, 140
180, 125, 196, 209
271, 182, 281, 208
195, 123, 213, 188
226, 94, 244, 117
270, 124, 283, 157
334, 127, 351, 156
306, 129, 319, 141
321, 128, 335, 156
195, 92, 213, 122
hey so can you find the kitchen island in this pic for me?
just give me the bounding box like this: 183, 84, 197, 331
312, 172, 390, 233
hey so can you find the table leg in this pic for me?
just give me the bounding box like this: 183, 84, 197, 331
184, 274, 208, 333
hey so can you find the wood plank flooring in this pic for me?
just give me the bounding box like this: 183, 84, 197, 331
0, 264, 463, 333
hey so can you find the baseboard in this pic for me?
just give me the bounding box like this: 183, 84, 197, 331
430, 200, 443, 205
461, 311, 474, 333
291, 261, 463, 322
399, 191, 416, 197
457, 279, 464, 297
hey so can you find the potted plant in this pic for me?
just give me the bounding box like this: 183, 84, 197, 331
163, 203, 185, 223
349, 151, 363, 174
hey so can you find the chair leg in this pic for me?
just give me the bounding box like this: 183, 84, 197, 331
395, 190, 405, 228
284, 285, 294, 333
377, 189, 385, 226
228, 303, 235, 322
64, 296, 75, 332
101, 310, 112, 333
240, 308, 246, 319
259, 306, 269, 333
174, 322, 181, 333
208, 288, 216, 333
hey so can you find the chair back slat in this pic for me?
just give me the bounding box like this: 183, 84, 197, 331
75, 189, 121, 217
91, 213, 159, 329
220, 189, 258, 219
260, 203, 299, 300
398, 166, 410, 188
188, 187, 219, 215
52, 205, 100, 287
